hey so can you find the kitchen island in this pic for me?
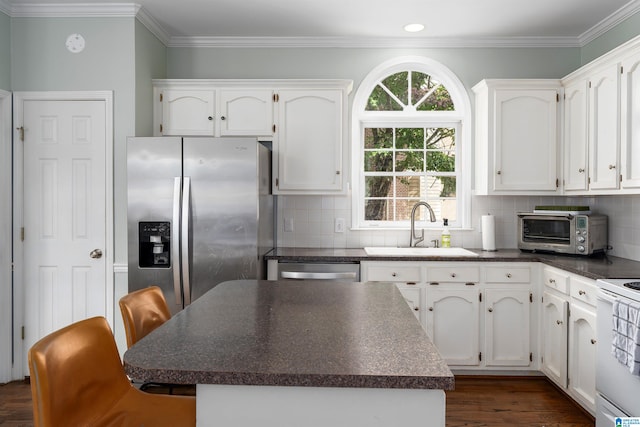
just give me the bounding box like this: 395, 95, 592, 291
123, 279, 454, 427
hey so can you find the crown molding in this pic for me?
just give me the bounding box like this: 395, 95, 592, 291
167, 35, 582, 49
579, 0, 640, 45
3, 1, 639, 49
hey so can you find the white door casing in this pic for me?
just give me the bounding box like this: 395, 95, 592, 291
13, 92, 113, 377
0, 90, 12, 383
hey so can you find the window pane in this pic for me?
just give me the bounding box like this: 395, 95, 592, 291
425, 128, 455, 150
364, 127, 393, 149
365, 199, 393, 221
426, 176, 457, 198
395, 199, 422, 221
419, 84, 455, 111
364, 151, 393, 172
396, 128, 424, 149
395, 152, 424, 172
395, 176, 422, 198
382, 72, 409, 106
366, 85, 403, 111
411, 71, 438, 108
427, 151, 455, 173
365, 176, 392, 198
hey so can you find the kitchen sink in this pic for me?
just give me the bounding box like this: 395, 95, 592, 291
364, 247, 479, 257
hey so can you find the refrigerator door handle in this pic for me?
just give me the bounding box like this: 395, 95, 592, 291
172, 177, 182, 306
182, 177, 192, 306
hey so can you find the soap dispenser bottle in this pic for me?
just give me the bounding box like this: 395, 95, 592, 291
441, 218, 451, 248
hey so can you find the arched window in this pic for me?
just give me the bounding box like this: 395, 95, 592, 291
351, 56, 471, 229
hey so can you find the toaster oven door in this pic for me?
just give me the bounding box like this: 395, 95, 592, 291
518, 214, 574, 253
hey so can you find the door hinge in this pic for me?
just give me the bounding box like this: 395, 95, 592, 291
588, 177, 591, 184
479, 352, 482, 362
530, 352, 533, 362
21, 227, 25, 241
621, 66, 624, 74
556, 93, 559, 102
588, 81, 592, 88
160, 93, 163, 102
272, 124, 276, 133
160, 124, 163, 133
556, 178, 559, 188
530, 292, 533, 303
273, 93, 280, 102
620, 174, 623, 183
16, 126, 24, 142
479, 292, 482, 302
275, 178, 279, 187
21, 326, 25, 340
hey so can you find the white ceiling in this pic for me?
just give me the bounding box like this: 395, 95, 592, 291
3, 0, 640, 47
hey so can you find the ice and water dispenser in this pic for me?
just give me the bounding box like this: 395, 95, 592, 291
138, 222, 171, 268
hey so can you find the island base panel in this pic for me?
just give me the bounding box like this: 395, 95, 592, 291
196, 384, 445, 426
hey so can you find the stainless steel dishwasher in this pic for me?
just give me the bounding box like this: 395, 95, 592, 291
277, 262, 360, 282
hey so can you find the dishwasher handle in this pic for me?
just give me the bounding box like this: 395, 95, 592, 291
280, 271, 358, 280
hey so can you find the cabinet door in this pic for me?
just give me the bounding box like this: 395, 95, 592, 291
541, 291, 568, 388
621, 52, 640, 189
396, 285, 424, 327
426, 287, 480, 366
563, 79, 589, 192
494, 89, 558, 191
569, 303, 597, 413
484, 288, 531, 367
161, 90, 215, 136
219, 89, 273, 136
275, 90, 343, 193
589, 64, 620, 190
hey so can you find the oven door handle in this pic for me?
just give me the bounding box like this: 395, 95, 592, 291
281, 271, 357, 280
598, 288, 619, 303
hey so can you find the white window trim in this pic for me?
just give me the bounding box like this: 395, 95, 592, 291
350, 56, 472, 230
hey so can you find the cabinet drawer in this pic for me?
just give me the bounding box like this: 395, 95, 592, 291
428, 266, 480, 283
570, 276, 598, 307
486, 266, 530, 283
365, 265, 422, 283
543, 268, 569, 294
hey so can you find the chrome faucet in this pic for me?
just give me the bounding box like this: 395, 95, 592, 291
410, 201, 436, 247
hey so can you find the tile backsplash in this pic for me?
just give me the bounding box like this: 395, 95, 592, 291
277, 194, 640, 262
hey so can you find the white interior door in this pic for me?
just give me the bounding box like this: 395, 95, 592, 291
17, 95, 112, 375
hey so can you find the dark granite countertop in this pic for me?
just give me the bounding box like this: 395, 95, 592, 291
266, 248, 640, 280
123, 279, 454, 391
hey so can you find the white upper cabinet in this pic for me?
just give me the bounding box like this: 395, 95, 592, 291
588, 64, 621, 191
562, 79, 589, 192
219, 89, 274, 136
620, 50, 640, 189
159, 89, 215, 136
473, 79, 560, 195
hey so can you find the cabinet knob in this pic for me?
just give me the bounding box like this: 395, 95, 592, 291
488, 308, 493, 313
207, 116, 213, 121
556, 320, 563, 325
609, 164, 616, 170
450, 273, 456, 278
414, 307, 419, 311
221, 116, 226, 121
578, 168, 585, 173
578, 290, 586, 296
549, 278, 556, 284
428, 307, 433, 311
506, 273, 512, 278
391, 272, 397, 277
591, 339, 597, 345
496, 170, 502, 175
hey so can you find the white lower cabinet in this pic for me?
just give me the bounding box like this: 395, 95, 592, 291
541, 266, 597, 415
426, 285, 480, 366
360, 261, 536, 370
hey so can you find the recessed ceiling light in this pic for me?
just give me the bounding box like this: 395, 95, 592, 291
404, 23, 425, 33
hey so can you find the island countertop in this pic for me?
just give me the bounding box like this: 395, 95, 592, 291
123, 279, 454, 391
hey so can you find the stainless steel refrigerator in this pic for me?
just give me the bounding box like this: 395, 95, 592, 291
127, 137, 273, 314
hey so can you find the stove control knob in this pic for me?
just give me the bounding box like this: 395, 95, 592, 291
577, 236, 585, 243
577, 245, 585, 252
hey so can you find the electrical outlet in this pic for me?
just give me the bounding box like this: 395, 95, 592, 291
334, 218, 345, 233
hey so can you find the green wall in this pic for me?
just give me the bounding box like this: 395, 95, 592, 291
581, 12, 640, 64
11, 17, 137, 264
0, 12, 10, 90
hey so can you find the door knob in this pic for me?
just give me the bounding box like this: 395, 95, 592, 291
90, 249, 103, 259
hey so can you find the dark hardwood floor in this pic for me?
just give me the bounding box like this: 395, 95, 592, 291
1, 376, 594, 426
